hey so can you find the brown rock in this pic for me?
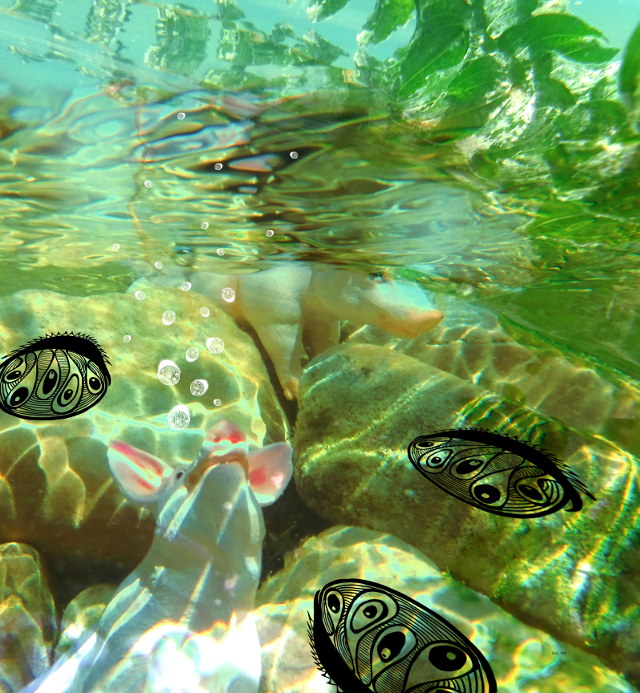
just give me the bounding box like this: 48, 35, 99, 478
293, 343, 639, 686
0, 288, 287, 600
0, 543, 57, 691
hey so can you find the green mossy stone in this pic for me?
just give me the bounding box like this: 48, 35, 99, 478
0, 288, 287, 601
294, 343, 639, 687
255, 526, 633, 693
0, 542, 57, 691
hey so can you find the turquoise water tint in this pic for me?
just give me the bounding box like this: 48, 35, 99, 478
0, 0, 639, 692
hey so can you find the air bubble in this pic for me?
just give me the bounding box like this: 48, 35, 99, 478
134, 290, 146, 301
157, 359, 181, 385
213, 398, 222, 407
190, 379, 209, 396
162, 310, 176, 325
214, 162, 223, 171
112, 243, 120, 251
185, 347, 199, 362
179, 282, 192, 291
289, 151, 298, 159
221, 288, 235, 303
201, 221, 209, 229
206, 337, 224, 354
216, 248, 225, 256
200, 306, 210, 317
177, 112, 186, 120
154, 261, 163, 270
265, 229, 274, 237
168, 405, 190, 430
144, 180, 152, 188
123, 334, 132, 343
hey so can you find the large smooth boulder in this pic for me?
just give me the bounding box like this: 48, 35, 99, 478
254, 526, 632, 693
293, 343, 639, 686
351, 296, 640, 457
0, 288, 287, 599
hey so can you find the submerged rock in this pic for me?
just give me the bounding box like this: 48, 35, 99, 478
293, 343, 640, 687
352, 298, 640, 458
54, 585, 116, 662
130, 262, 444, 400
0, 543, 57, 691
255, 526, 632, 693
0, 288, 287, 599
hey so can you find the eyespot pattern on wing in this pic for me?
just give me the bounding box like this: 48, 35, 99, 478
308, 578, 496, 693
0, 332, 111, 421
407, 428, 596, 519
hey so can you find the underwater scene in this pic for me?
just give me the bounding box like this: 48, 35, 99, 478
0, 0, 639, 690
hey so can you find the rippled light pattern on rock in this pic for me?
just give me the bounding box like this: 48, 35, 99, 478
0, 332, 111, 420
309, 578, 496, 693
408, 428, 596, 519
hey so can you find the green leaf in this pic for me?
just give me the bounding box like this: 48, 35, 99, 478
537, 78, 577, 108
619, 20, 640, 107
397, 0, 470, 97
364, 0, 414, 44
446, 55, 501, 104
499, 13, 618, 63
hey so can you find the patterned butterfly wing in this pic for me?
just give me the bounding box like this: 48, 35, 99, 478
0, 332, 111, 420
408, 429, 594, 519
310, 579, 496, 693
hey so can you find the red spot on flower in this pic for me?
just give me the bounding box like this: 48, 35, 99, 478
249, 466, 266, 487
229, 433, 243, 444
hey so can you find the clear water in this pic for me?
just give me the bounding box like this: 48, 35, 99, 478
0, 0, 639, 692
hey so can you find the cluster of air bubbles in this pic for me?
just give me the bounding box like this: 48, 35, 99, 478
213, 398, 222, 407
154, 261, 163, 270
290, 151, 298, 159
168, 404, 190, 429
190, 379, 209, 396
201, 221, 209, 229
185, 347, 199, 362
162, 310, 176, 325
265, 229, 274, 237
216, 248, 225, 256
157, 359, 181, 385
180, 281, 192, 291
214, 162, 223, 171
112, 243, 120, 251
177, 112, 186, 120
134, 290, 146, 301
221, 288, 235, 303
206, 337, 224, 354
200, 306, 210, 317
122, 334, 132, 343
144, 180, 152, 188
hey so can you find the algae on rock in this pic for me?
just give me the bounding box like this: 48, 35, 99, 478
255, 526, 633, 693
0, 288, 287, 600
293, 343, 640, 687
